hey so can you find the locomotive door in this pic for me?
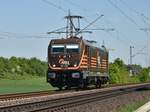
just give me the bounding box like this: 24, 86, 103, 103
85, 45, 90, 70
87, 46, 91, 70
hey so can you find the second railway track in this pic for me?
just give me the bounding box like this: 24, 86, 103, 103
0, 83, 144, 101
0, 83, 149, 112
0, 90, 55, 101
0, 86, 112, 101
0, 89, 78, 102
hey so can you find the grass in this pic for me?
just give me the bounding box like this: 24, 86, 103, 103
0, 77, 56, 95
115, 101, 145, 112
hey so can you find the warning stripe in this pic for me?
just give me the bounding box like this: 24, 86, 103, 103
91, 60, 97, 63
91, 65, 96, 68
91, 57, 96, 60
91, 62, 97, 65
80, 66, 88, 68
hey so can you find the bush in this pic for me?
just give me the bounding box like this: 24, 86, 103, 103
0, 57, 47, 79
109, 58, 130, 84
108, 58, 141, 84
138, 68, 150, 82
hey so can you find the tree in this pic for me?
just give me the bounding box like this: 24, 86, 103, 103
109, 58, 129, 84
113, 58, 124, 68
138, 68, 150, 82
0, 57, 47, 79
0, 57, 9, 76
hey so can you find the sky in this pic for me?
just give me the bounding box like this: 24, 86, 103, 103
0, 0, 150, 67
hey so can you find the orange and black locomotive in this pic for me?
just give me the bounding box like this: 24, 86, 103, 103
47, 36, 109, 89
47, 14, 109, 89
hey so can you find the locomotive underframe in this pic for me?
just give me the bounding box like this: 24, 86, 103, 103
47, 69, 109, 89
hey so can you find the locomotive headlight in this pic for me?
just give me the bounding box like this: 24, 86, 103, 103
72, 73, 80, 78
52, 64, 56, 67
74, 64, 77, 67
48, 73, 56, 78
74, 62, 78, 67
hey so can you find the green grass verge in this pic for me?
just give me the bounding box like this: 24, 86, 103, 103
0, 77, 56, 95
115, 101, 145, 112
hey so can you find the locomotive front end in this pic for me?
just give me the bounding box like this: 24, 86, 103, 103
47, 37, 83, 89
49, 44, 80, 68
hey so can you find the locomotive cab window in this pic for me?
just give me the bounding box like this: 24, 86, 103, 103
51, 45, 64, 53
66, 44, 79, 53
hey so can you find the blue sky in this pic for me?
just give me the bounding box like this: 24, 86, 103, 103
0, 0, 150, 67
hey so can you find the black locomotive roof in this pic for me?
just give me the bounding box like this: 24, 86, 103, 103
50, 36, 82, 44
83, 39, 108, 52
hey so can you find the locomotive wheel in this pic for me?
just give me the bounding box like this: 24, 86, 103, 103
78, 82, 84, 89
65, 86, 71, 90
78, 80, 87, 89
96, 80, 101, 88
58, 86, 63, 90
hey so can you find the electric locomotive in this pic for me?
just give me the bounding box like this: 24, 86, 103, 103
47, 14, 109, 90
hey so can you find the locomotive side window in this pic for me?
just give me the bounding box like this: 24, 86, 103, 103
52, 45, 64, 53
66, 44, 79, 53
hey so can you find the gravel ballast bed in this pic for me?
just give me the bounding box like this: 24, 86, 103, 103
0, 84, 149, 112
0, 88, 111, 107
67, 90, 150, 112
0, 85, 137, 107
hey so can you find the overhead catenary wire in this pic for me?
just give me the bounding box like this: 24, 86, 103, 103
0, 35, 54, 39
120, 0, 150, 26
75, 14, 104, 36
42, 0, 67, 13
140, 16, 150, 35
102, 17, 134, 46
118, 0, 150, 50
82, 11, 131, 46
119, 0, 150, 26
141, 15, 150, 27
132, 45, 147, 58
108, 1, 149, 44
119, 0, 141, 15
61, 0, 105, 34
47, 27, 67, 34
99, 0, 149, 48
107, 0, 140, 28
141, 13, 150, 22
119, 0, 150, 33
62, 0, 87, 12
0, 31, 54, 39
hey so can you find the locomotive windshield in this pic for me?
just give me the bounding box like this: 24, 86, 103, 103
52, 45, 64, 53
51, 44, 79, 53
66, 44, 79, 53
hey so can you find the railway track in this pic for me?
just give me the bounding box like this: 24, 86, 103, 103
0, 83, 149, 112
0, 83, 144, 101
0, 89, 77, 101
0, 90, 52, 101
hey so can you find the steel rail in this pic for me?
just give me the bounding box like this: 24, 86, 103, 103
0, 90, 53, 101
0, 82, 144, 101
0, 90, 75, 101
0, 83, 149, 112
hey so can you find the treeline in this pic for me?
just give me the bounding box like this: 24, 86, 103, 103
0, 57, 47, 79
0, 56, 150, 83
109, 58, 150, 84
